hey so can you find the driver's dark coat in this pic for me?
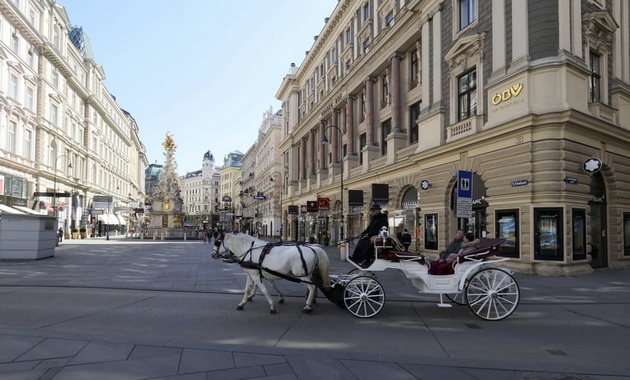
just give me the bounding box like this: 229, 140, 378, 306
362, 212, 389, 237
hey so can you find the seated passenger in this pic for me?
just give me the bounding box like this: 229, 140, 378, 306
430, 231, 478, 275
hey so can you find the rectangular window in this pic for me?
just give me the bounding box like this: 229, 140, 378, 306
409, 101, 421, 144
363, 3, 370, 22
50, 103, 58, 126
534, 208, 564, 261
624, 213, 630, 256
8, 121, 17, 153
52, 70, 59, 89
572, 209, 587, 260
26, 87, 34, 110
359, 133, 366, 165
24, 129, 32, 159
9, 74, 18, 98
589, 51, 601, 103
496, 210, 519, 258
382, 75, 389, 107
386, 11, 394, 27
424, 214, 438, 250
381, 119, 391, 155
11, 33, 19, 53
459, 0, 476, 30
458, 69, 477, 121
410, 49, 419, 84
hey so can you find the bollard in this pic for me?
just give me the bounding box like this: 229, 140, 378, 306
339, 242, 348, 261
184, 233, 187, 241
141, 233, 144, 240
161, 233, 164, 241
153, 232, 157, 240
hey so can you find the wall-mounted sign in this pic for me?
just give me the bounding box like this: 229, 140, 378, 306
583, 157, 602, 174
491, 83, 524, 105
288, 205, 299, 215
306, 201, 318, 212
565, 177, 578, 184
456, 170, 473, 218
317, 197, 330, 210
511, 180, 529, 187
420, 180, 430, 190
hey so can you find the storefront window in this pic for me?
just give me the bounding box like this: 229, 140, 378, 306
572, 209, 586, 260
496, 210, 519, 258
624, 213, 630, 256
424, 214, 438, 250
534, 208, 564, 261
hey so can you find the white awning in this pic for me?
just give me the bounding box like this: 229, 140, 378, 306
13, 206, 43, 215
115, 214, 126, 225
0, 204, 25, 214
98, 214, 120, 225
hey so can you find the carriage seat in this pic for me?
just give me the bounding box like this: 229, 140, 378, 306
454, 237, 506, 263
377, 248, 426, 265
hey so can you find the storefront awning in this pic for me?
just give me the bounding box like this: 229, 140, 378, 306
97, 214, 120, 225
0, 204, 25, 214
115, 214, 126, 225
13, 206, 43, 215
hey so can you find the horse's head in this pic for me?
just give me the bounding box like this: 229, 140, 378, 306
211, 232, 232, 260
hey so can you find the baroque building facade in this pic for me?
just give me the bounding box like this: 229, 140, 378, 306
0, 0, 147, 236
275, 0, 630, 275
179, 150, 221, 232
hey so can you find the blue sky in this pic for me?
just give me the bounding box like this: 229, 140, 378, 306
59, 0, 338, 174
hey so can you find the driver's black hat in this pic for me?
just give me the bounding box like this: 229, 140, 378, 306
370, 203, 382, 210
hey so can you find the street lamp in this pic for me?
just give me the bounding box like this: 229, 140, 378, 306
270, 171, 282, 242
321, 125, 344, 241
53, 155, 72, 245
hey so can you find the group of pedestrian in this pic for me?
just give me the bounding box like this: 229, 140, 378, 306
201, 229, 220, 244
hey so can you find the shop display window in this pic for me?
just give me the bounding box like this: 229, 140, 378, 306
624, 213, 630, 256
534, 208, 564, 261
572, 209, 587, 260
424, 214, 438, 250
495, 210, 519, 258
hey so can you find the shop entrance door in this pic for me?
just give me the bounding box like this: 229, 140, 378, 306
589, 202, 607, 268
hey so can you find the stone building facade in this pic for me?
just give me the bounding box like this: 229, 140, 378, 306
0, 0, 147, 237
275, 0, 630, 275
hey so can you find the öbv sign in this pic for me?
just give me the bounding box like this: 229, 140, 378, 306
491, 83, 523, 105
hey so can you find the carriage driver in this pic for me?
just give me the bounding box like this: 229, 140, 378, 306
350, 203, 389, 267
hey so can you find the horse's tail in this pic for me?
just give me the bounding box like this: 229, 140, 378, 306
314, 247, 331, 290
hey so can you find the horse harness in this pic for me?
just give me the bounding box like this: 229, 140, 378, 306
238, 241, 316, 284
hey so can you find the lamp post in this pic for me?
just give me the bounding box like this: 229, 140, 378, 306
270, 171, 282, 242
53, 155, 72, 245
321, 125, 344, 241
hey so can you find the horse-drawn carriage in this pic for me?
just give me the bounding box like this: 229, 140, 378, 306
212, 232, 520, 321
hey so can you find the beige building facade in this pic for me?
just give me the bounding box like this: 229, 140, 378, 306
0, 0, 147, 237
276, 0, 630, 275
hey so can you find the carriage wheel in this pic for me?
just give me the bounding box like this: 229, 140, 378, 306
344, 276, 385, 318
446, 291, 467, 305
466, 268, 520, 321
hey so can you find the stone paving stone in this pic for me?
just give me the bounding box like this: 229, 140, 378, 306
52, 355, 180, 380
341, 360, 416, 380
150, 372, 207, 380
33, 357, 71, 370
0, 360, 40, 374
16, 338, 87, 362
0, 336, 43, 362
178, 349, 234, 374
128, 345, 182, 360
0, 367, 47, 379
68, 341, 134, 365
263, 362, 294, 376
233, 352, 287, 367
285, 356, 355, 379
206, 365, 267, 380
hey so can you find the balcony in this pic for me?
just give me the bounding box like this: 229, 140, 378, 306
446, 115, 483, 143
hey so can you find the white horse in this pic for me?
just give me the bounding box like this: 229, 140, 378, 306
212, 233, 331, 314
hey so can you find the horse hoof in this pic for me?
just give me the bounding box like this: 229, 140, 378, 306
302, 308, 313, 314
236, 305, 244, 310
279, 299, 285, 304
247, 297, 253, 301
270, 309, 277, 314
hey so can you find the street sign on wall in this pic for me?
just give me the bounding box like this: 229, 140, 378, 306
456, 170, 473, 218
